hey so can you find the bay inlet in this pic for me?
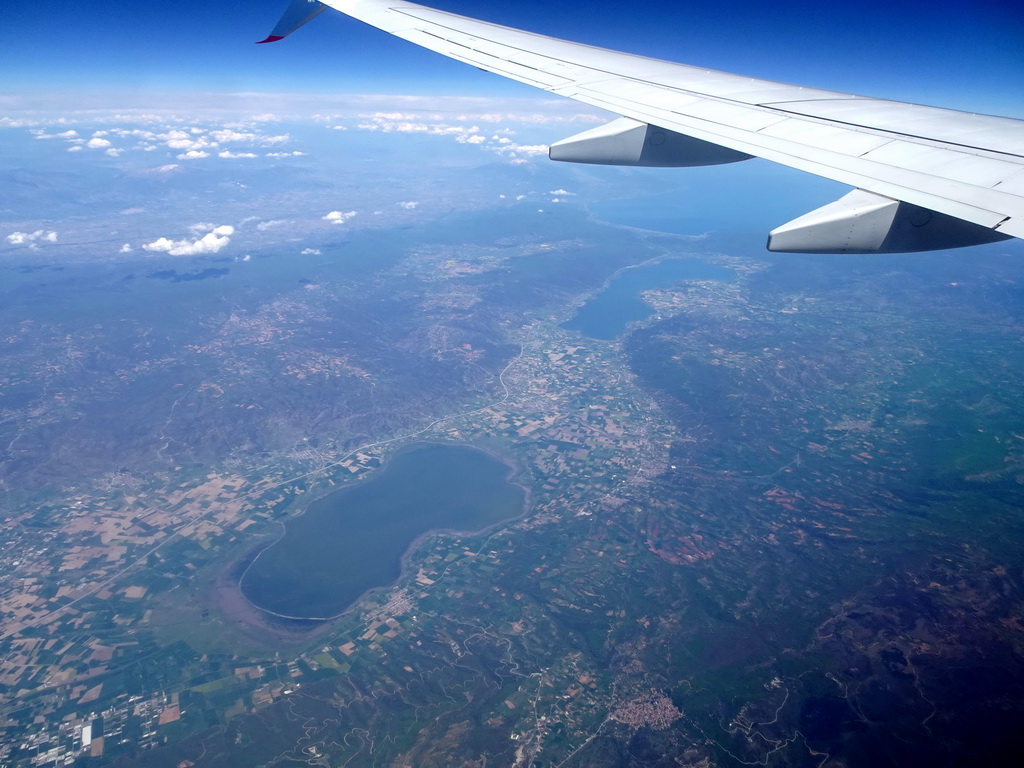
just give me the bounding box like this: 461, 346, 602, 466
562, 256, 733, 340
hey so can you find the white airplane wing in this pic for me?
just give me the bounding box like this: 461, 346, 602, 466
261, 0, 1024, 253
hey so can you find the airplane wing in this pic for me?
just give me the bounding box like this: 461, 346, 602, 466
261, 0, 1024, 253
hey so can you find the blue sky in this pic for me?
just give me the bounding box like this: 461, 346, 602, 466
2, 0, 1022, 116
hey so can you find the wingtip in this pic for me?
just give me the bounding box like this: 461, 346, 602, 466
256, 35, 285, 44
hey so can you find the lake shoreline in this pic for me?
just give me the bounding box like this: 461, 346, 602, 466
209, 541, 338, 646
222, 441, 529, 631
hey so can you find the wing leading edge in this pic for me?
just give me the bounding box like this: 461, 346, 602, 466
262, 0, 1024, 253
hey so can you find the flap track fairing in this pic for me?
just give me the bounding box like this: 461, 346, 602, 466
549, 117, 752, 167
768, 189, 1012, 253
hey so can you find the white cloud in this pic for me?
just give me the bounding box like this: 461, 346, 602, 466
168, 137, 210, 150
86, 137, 111, 149
300, 247, 322, 255
370, 112, 420, 121
527, 112, 604, 125
6, 230, 57, 248
397, 201, 418, 210
31, 128, 77, 140
457, 112, 506, 123
0, 117, 41, 127
209, 129, 257, 143
323, 210, 357, 225
352, 119, 552, 161
162, 126, 280, 155
351, 112, 566, 161
110, 128, 156, 140
142, 224, 234, 256
490, 142, 548, 159
357, 118, 482, 138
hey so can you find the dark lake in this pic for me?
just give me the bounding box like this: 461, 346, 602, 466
240, 443, 525, 619
561, 257, 733, 340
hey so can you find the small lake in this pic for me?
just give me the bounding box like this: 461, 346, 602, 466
561, 257, 733, 340
240, 443, 525, 619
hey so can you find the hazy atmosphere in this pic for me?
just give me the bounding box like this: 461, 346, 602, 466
2, 2, 1024, 766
